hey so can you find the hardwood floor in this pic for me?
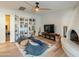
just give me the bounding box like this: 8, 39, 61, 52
0, 42, 23, 57
37, 36, 68, 57
0, 36, 68, 57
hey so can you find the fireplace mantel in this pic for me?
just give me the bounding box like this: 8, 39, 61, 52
61, 37, 79, 57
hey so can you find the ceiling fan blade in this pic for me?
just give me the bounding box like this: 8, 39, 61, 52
32, 7, 51, 12
24, 1, 34, 7
39, 8, 51, 10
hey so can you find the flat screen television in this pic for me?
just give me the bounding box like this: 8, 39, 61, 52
44, 24, 54, 33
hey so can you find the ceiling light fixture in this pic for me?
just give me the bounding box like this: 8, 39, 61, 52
35, 2, 39, 12
35, 7, 39, 12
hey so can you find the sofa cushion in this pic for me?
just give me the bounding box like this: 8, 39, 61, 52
20, 39, 29, 46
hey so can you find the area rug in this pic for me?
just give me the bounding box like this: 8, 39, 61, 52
24, 42, 49, 56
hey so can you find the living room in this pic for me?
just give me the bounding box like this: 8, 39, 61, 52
0, 1, 79, 58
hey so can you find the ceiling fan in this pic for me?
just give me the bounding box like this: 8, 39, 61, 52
24, 2, 51, 12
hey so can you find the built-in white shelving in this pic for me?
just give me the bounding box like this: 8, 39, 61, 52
15, 15, 36, 41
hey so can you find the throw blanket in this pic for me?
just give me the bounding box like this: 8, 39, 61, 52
32, 39, 44, 46
24, 42, 48, 56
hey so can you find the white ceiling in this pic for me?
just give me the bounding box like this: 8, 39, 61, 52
0, 1, 78, 14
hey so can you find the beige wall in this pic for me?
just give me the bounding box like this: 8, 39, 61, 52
41, 6, 79, 36
41, 11, 64, 35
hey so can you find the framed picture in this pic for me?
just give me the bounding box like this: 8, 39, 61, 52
63, 26, 67, 38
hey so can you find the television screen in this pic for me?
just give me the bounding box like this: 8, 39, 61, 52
44, 24, 54, 33
44, 25, 49, 32
50, 24, 54, 33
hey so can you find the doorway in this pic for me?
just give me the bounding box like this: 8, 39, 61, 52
5, 15, 10, 42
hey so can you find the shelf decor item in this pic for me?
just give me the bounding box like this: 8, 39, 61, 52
24, 23, 28, 27
20, 17, 24, 21
38, 27, 41, 36
33, 19, 35, 22
25, 19, 28, 21
29, 19, 32, 21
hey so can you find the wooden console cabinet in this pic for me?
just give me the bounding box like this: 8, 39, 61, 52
42, 32, 55, 41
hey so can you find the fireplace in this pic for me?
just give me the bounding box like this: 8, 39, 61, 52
61, 27, 79, 57
70, 30, 79, 43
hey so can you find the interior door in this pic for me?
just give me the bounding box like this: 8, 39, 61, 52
5, 15, 10, 42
